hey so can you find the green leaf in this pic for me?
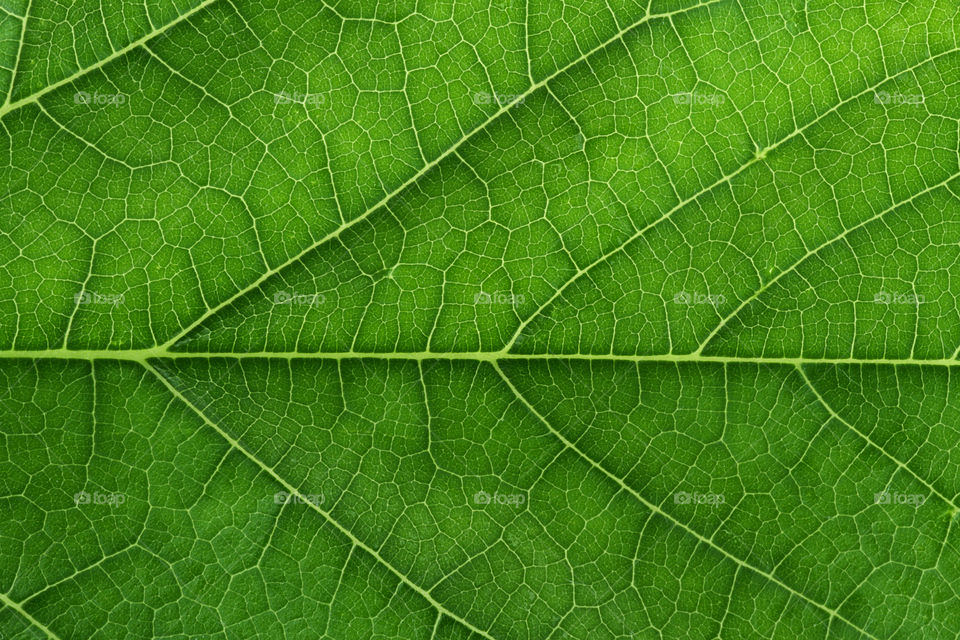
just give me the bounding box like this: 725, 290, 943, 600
2, 0, 960, 638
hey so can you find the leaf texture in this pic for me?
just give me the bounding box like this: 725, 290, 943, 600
2, 0, 960, 638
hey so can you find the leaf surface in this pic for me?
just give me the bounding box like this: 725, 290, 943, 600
2, 0, 960, 638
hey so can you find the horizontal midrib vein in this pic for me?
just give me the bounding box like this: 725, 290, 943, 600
0, 351, 957, 367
